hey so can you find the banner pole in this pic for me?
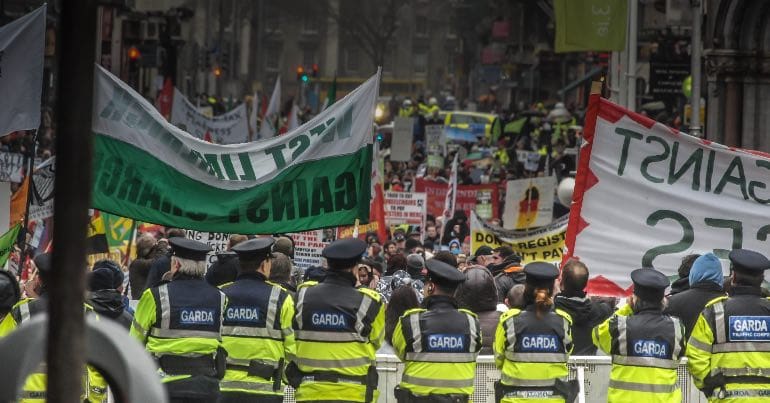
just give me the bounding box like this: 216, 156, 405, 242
18, 130, 38, 254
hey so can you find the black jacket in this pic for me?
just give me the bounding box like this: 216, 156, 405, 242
144, 253, 171, 289
88, 290, 133, 329
664, 281, 725, 339
128, 257, 153, 299
668, 276, 690, 296
494, 271, 525, 303
204, 252, 239, 287
554, 292, 612, 355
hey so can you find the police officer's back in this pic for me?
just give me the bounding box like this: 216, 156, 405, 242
593, 268, 686, 402
219, 237, 296, 402
130, 238, 227, 402
288, 238, 385, 402
493, 262, 576, 402
687, 249, 770, 400
392, 259, 481, 402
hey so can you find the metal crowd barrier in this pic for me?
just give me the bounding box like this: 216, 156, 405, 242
280, 355, 706, 403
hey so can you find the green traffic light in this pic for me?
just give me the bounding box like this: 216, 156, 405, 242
301, 74, 309, 83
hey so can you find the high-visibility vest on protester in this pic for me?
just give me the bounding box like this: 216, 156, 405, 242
218, 272, 296, 401
129, 276, 227, 400
391, 295, 482, 400
399, 106, 415, 117
593, 303, 686, 403
687, 291, 770, 401
288, 273, 385, 402
493, 306, 573, 402
0, 297, 107, 403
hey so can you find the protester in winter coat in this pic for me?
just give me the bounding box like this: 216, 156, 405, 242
128, 234, 157, 299
204, 234, 248, 286
88, 261, 133, 329
667, 254, 701, 296
144, 228, 186, 288
664, 252, 725, 339
454, 265, 500, 354
383, 285, 420, 351
269, 252, 297, 299
554, 259, 613, 355
490, 250, 525, 303
441, 210, 469, 246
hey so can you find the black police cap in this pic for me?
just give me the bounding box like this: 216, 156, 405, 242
322, 238, 367, 269
232, 237, 275, 260
524, 262, 559, 286
630, 268, 669, 300
729, 249, 770, 273
169, 237, 211, 261
425, 258, 465, 287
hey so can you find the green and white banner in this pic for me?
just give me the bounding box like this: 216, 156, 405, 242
91, 65, 379, 233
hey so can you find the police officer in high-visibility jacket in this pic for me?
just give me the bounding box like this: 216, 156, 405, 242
0, 253, 108, 403
687, 249, 770, 401
130, 238, 227, 403
219, 237, 296, 402
287, 238, 385, 402
593, 268, 686, 402
493, 262, 576, 403
392, 258, 481, 402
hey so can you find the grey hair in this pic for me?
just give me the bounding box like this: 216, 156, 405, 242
172, 256, 206, 278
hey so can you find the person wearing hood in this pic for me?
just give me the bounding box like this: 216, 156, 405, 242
88, 260, 133, 329
205, 234, 248, 286
455, 265, 501, 354
554, 259, 612, 355
490, 247, 525, 303
441, 210, 469, 246
668, 254, 700, 296
664, 253, 725, 339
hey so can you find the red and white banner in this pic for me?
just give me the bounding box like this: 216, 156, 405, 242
566, 94, 770, 296
416, 179, 500, 221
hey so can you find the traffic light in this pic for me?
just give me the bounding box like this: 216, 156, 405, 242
296, 65, 309, 83
213, 66, 223, 77
127, 46, 141, 61
312, 63, 319, 78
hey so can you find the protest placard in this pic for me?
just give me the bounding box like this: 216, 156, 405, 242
170, 88, 249, 144
28, 157, 55, 221
391, 116, 414, 162
384, 191, 426, 227
0, 152, 25, 182
470, 211, 567, 264
567, 94, 770, 293
290, 230, 331, 269
503, 176, 556, 229
184, 230, 230, 267
415, 179, 500, 220
425, 124, 445, 155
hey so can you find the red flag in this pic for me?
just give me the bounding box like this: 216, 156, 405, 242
370, 146, 387, 243
155, 77, 174, 119
203, 131, 213, 143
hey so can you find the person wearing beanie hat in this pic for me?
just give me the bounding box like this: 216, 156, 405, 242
664, 253, 726, 338
687, 249, 770, 398
391, 259, 481, 401
88, 263, 133, 329
594, 268, 686, 403
288, 238, 386, 402
494, 262, 578, 402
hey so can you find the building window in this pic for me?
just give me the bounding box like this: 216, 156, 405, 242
265, 7, 282, 33
345, 47, 360, 74
413, 48, 428, 74
415, 16, 428, 37
302, 48, 317, 67
265, 43, 281, 71
302, 15, 319, 34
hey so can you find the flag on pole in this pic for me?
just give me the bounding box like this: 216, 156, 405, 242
442, 153, 459, 220
259, 76, 281, 139
554, 0, 627, 53
287, 101, 300, 131
369, 142, 388, 243
322, 75, 337, 111
87, 210, 109, 254
155, 77, 174, 119
0, 223, 21, 267
0, 5, 45, 137
248, 91, 259, 137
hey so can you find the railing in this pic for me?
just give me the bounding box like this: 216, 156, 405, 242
280, 355, 707, 403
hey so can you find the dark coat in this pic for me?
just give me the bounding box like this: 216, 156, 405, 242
554, 293, 613, 355
494, 271, 526, 303
144, 253, 171, 289
88, 290, 133, 329
128, 257, 153, 299
664, 281, 725, 339
477, 309, 501, 355
668, 276, 690, 296
204, 252, 239, 287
